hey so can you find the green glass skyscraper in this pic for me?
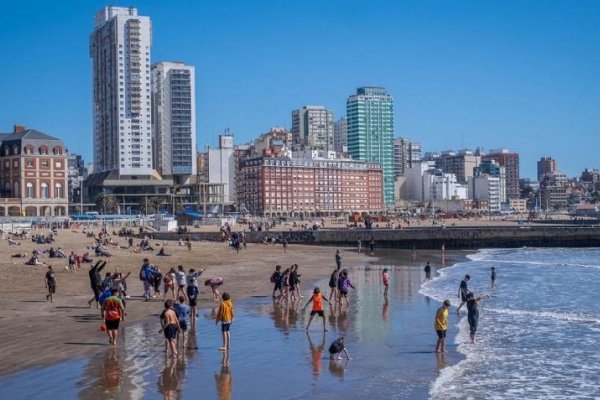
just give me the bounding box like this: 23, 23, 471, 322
347, 87, 394, 205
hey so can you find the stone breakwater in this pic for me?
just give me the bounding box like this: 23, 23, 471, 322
150, 226, 600, 250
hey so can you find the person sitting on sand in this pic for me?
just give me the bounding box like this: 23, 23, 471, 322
25, 255, 47, 267
8, 238, 20, 246
156, 247, 171, 256
82, 252, 92, 263
205, 278, 224, 301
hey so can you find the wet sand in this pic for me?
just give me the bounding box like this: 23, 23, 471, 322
0, 228, 471, 399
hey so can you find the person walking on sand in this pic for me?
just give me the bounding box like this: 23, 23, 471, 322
88, 260, 107, 308
466, 292, 489, 344
328, 269, 339, 302
163, 267, 176, 300
175, 265, 187, 301
335, 249, 342, 270
186, 267, 204, 306
456, 275, 471, 313
337, 269, 356, 307
435, 299, 451, 353
159, 300, 180, 357
102, 288, 125, 345
173, 295, 191, 348
271, 265, 283, 299
424, 261, 432, 281
303, 287, 332, 331
382, 268, 390, 297
491, 267, 497, 289
45, 265, 56, 302
215, 292, 234, 351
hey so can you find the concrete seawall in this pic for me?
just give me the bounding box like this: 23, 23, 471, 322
149, 226, 600, 249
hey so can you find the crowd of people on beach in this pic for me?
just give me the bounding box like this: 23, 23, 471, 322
2, 222, 504, 398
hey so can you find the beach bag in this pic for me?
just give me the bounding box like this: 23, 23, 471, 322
270, 272, 277, 283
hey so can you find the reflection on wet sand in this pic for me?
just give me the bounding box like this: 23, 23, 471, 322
307, 332, 326, 379
2, 263, 462, 400
382, 297, 389, 321
328, 359, 349, 381
102, 347, 122, 391
157, 357, 185, 400
215, 352, 232, 400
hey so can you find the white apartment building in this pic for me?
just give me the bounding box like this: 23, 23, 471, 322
404, 161, 467, 201
424, 171, 468, 201
151, 62, 197, 183
291, 106, 334, 151
471, 175, 502, 212
90, 6, 153, 176
208, 135, 235, 204
404, 161, 434, 200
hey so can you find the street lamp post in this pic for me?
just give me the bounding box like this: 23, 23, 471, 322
78, 176, 84, 214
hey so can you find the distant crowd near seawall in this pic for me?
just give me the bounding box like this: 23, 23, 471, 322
150, 225, 600, 250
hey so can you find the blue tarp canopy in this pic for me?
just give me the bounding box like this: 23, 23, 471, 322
70, 214, 97, 220
182, 211, 203, 218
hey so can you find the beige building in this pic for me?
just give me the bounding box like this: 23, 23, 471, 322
0, 126, 69, 216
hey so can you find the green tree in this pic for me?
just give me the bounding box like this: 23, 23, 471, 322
95, 193, 119, 214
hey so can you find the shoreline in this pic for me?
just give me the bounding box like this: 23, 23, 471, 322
0, 229, 473, 399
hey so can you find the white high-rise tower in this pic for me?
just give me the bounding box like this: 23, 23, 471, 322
151, 62, 197, 183
90, 6, 153, 176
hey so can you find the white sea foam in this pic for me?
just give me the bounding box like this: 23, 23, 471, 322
427, 247, 600, 400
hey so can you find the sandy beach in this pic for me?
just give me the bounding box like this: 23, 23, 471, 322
0, 227, 461, 377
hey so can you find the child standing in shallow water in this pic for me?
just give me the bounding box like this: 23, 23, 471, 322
435, 299, 451, 353
215, 292, 234, 351
382, 268, 390, 297
303, 287, 332, 331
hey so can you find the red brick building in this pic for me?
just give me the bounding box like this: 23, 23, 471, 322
0, 126, 69, 216
237, 156, 384, 217
482, 149, 520, 200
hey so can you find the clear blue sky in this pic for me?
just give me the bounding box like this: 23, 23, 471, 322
0, 0, 598, 179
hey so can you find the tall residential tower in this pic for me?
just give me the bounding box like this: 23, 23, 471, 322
151, 62, 197, 183
90, 6, 153, 176
347, 87, 394, 205
291, 106, 334, 151
333, 116, 347, 154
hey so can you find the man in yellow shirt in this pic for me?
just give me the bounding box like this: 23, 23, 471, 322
435, 299, 451, 353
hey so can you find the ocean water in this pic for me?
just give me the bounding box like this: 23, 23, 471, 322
421, 248, 600, 400
0, 260, 460, 400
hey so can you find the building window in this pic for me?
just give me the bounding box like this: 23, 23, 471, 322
26, 160, 34, 168
41, 183, 49, 198
55, 183, 62, 198
13, 182, 19, 197
26, 182, 34, 198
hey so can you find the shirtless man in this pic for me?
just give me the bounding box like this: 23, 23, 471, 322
159, 300, 181, 357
